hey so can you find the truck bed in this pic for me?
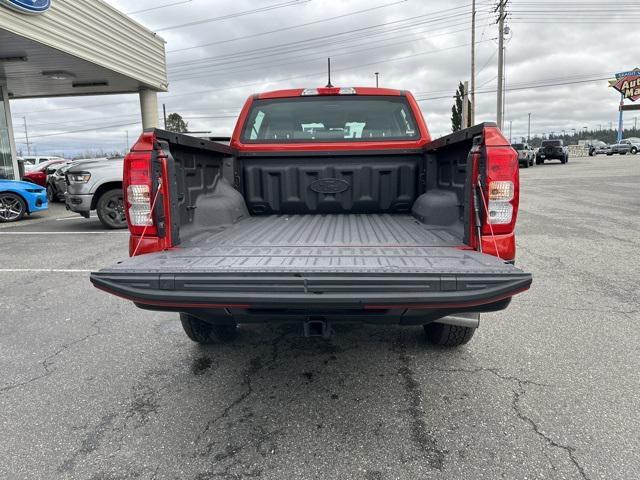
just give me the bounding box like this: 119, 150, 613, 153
168, 213, 463, 273
92, 213, 530, 310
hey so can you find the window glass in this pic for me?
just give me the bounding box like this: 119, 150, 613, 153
241, 96, 420, 143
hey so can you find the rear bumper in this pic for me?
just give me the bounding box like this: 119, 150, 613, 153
90, 270, 532, 314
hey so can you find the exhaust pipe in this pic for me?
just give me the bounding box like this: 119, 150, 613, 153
435, 313, 480, 329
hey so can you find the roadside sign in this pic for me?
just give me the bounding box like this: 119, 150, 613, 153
609, 68, 640, 102
0, 0, 51, 14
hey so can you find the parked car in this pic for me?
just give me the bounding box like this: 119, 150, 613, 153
91, 86, 532, 348
618, 138, 640, 154
46, 162, 73, 202
22, 156, 65, 171
536, 139, 569, 164
512, 142, 535, 168
0, 179, 48, 222
588, 140, 610, 156
21, 159, 69, 187
609, 141, 631, 155
65, 157, 125, 229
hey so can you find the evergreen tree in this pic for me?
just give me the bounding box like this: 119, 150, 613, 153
451, 82, 465, 132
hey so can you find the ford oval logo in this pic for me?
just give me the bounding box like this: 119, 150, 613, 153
0, 0, 51, 14
309, 178, 350, 194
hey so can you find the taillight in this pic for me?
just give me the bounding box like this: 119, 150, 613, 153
123, 152, 157, 237
301, 87, 356, 96
482, 143, 519, 236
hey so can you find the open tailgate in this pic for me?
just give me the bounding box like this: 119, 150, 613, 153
90, 247, 531, 310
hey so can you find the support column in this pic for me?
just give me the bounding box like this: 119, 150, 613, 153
0, 81, 19, 180
617, 93, 624, 143
139, 89, 159, 129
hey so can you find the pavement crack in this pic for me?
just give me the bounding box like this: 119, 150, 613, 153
426, 365, 589, 479
0, 318, 102, 394
195, 332, 289, 457
510, 379, 590, 480
395, 333, 448, 470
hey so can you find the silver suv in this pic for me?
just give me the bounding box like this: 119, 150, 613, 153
64, 157, 126, 229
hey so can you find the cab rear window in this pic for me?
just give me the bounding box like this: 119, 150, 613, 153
241, 96, 420, 143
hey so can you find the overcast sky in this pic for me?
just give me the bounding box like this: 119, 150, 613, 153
9, 0, 640, 157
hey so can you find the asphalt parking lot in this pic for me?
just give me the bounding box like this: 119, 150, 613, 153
1, 154, 639, 480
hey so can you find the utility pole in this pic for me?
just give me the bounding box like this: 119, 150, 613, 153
162, 104, 167, 130
509, 120, 512, 143
496, 0, 507, 130
23, 117, 32, 155
125, 130, 129, 155
462, 81, 470, 129
374, 72, 379, 88
634, 116, 637, 130
470, 0, 476, 125
527, 113, 531, 142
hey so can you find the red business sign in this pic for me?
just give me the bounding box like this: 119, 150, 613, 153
610, 68, 640, 102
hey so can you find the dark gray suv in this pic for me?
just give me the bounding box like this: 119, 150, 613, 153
536, 139, 569, 164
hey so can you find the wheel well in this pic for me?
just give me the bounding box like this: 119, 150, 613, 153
91, 182, 123, 210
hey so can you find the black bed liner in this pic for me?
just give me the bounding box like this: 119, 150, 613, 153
91, 213, 531, 310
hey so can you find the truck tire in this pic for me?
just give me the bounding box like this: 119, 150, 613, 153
96, 189, 127, 229
631, 147, 638, 154
180, 313, 238, 344
424, 323, 475, 347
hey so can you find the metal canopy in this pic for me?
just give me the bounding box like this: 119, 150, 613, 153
0, 0, 167, 99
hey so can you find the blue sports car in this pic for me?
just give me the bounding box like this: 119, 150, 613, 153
0, 179, 48, 222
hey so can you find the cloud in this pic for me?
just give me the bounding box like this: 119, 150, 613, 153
8, 0, 638, 155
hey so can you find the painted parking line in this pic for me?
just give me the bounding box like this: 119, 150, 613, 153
0, 231, 127, 235
0, 269, 93, 273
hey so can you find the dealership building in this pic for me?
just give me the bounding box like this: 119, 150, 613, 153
0, 0, 167, 180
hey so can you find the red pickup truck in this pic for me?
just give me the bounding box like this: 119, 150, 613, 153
91, 86, 531, 347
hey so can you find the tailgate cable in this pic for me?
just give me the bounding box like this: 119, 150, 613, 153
473, 183, 483, 253
132, 178, 163, 257
476, 179, 502, 261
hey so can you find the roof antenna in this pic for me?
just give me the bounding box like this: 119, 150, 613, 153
326, 57, 333, 88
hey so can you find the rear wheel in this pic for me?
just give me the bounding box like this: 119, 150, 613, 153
424, 323, 476, 347
631, 147, 638, 154
0, 193, 26, 222
46, 185, 57, 203
96, 189, 127, 229
180, 313, 238, 344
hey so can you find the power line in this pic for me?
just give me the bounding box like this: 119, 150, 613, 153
168, 5, 486, 70
169, 22, 494, 83
167, 0, 409, 54
415, 75, 612, 101
154, 0, 312, 32
125, 0, 193, 15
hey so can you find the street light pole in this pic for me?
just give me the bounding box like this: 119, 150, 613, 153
527, 112, 531, 142
23, 117, 32, 156
374, 72, 379, 88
